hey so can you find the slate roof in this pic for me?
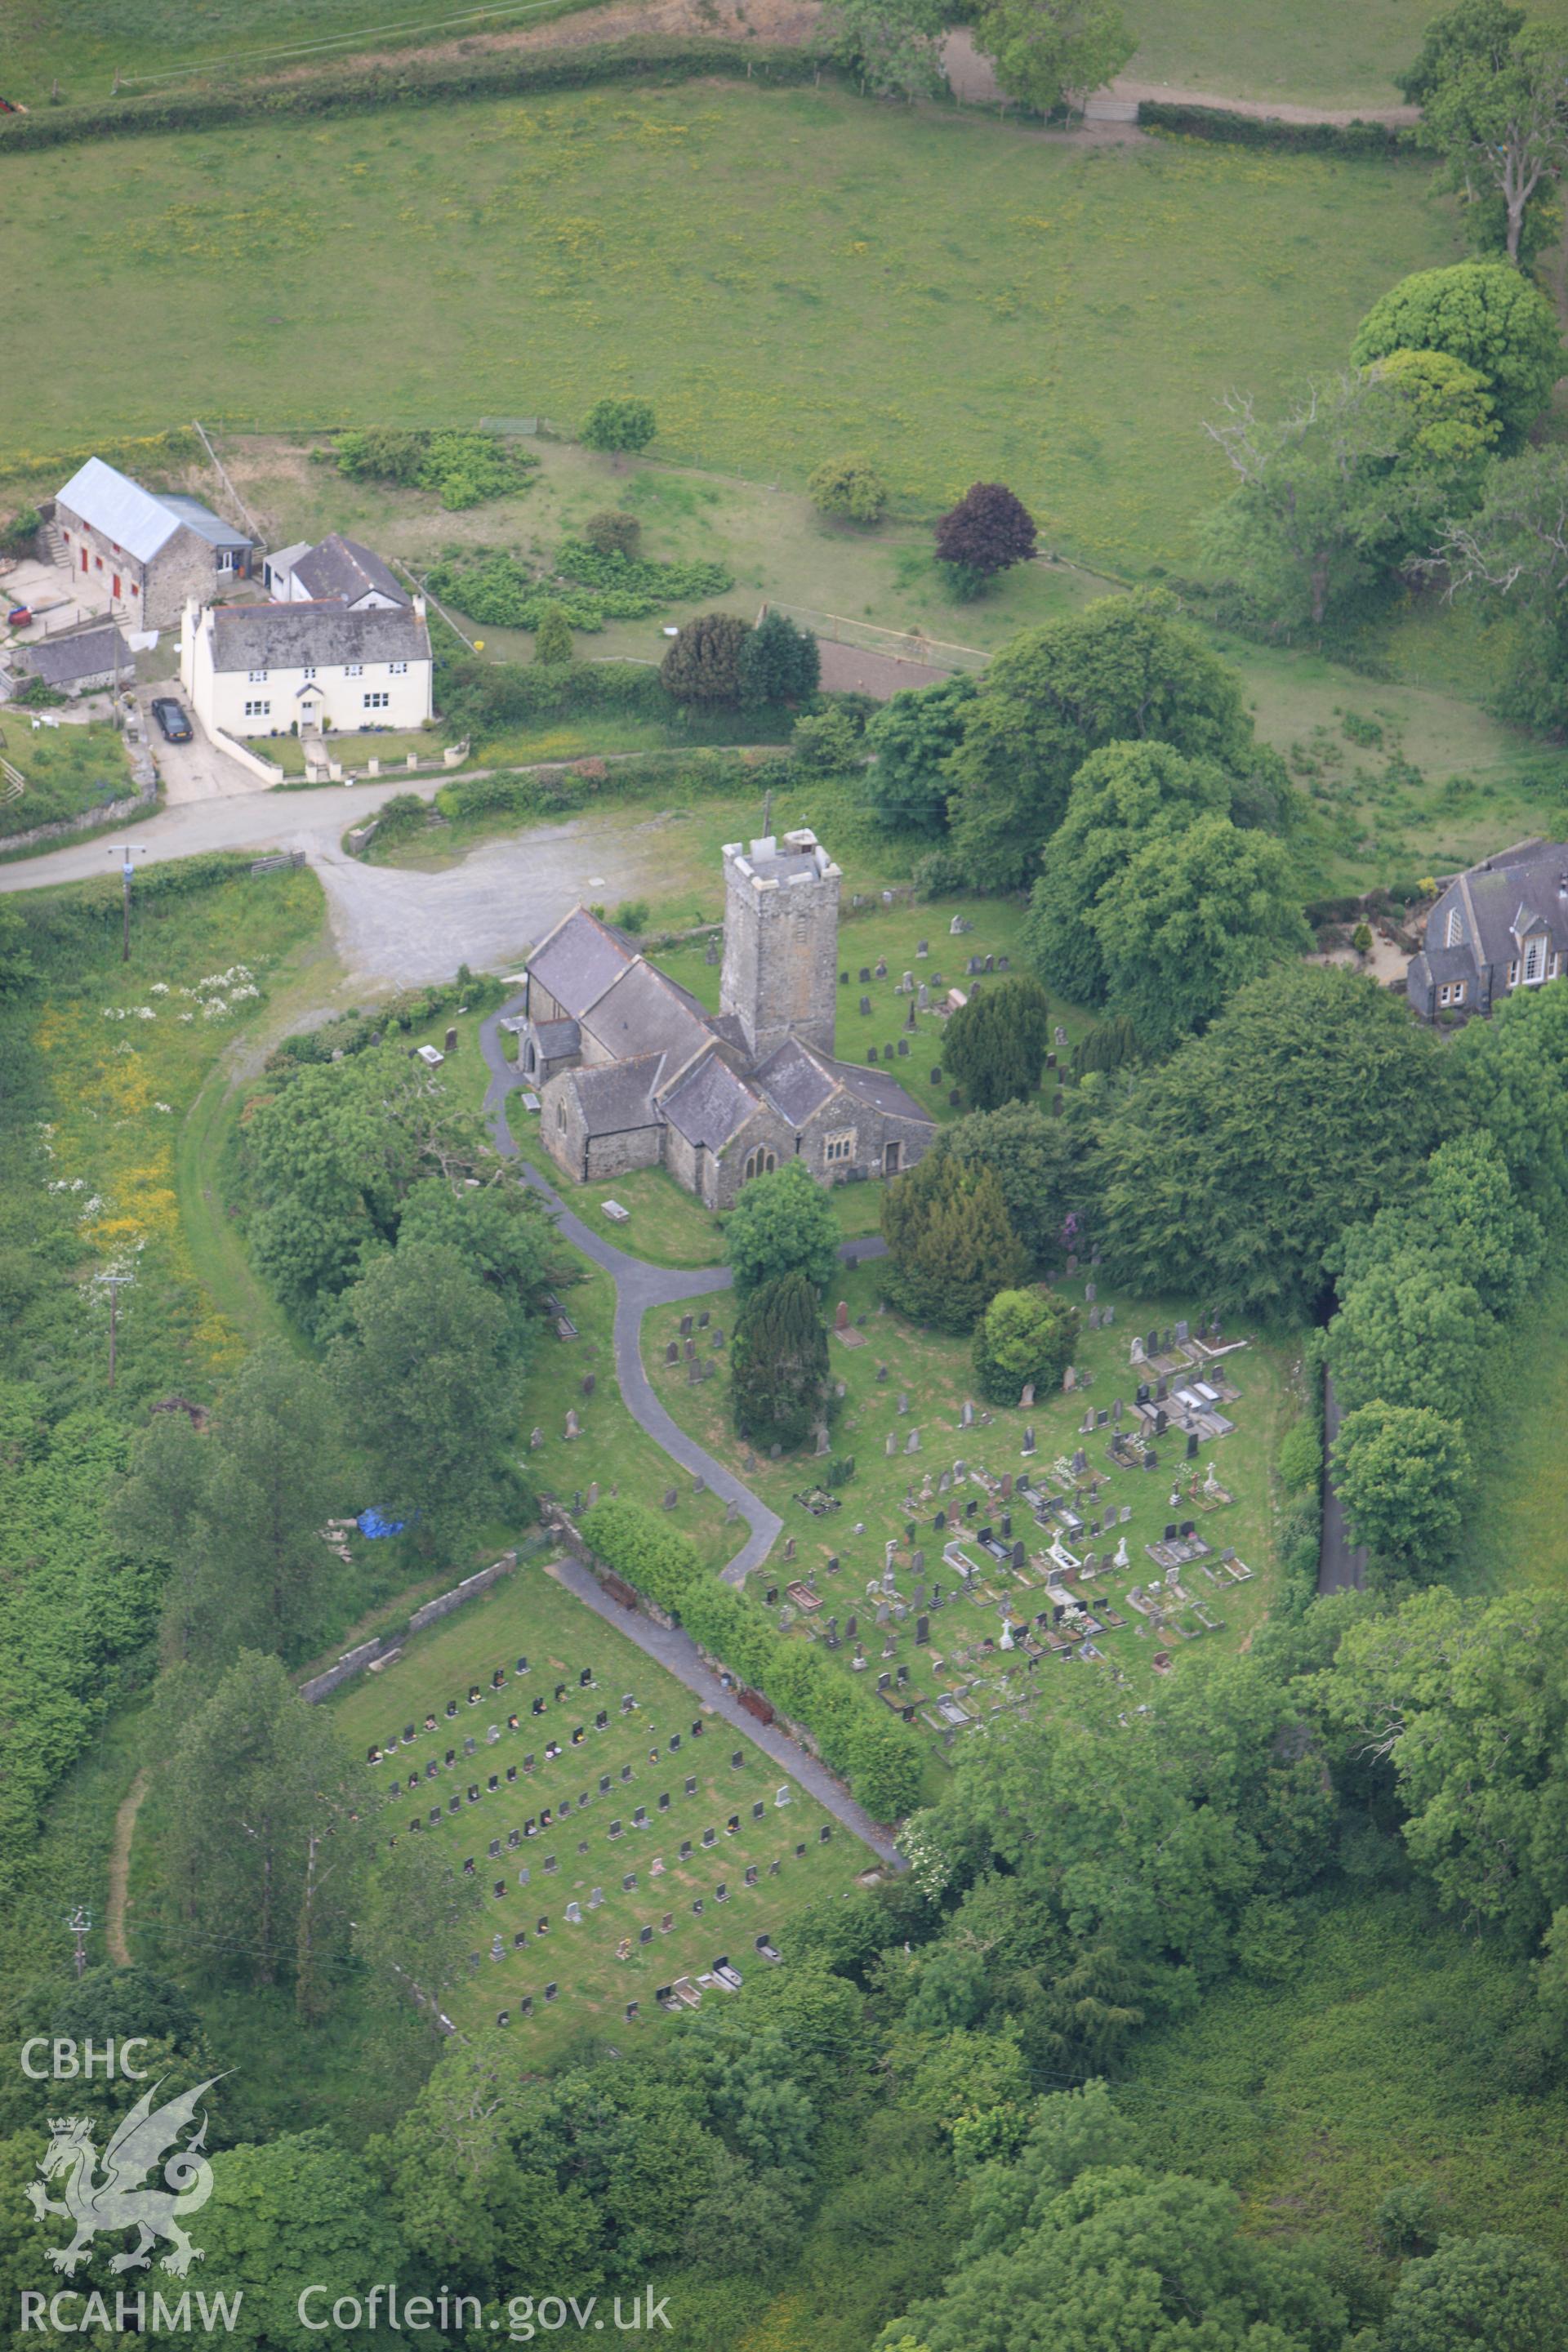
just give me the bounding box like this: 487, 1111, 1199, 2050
528, 907, 639, 1019
532, 1018, 581, 1058
590, 960, 712, 1072
56, 459, 248, 563
752, 1037, 838, 1129
266, 542, 311, 584
662, 1051, 760, 1150
1422, 840, 1568, 988
206, 600, 430, 674
292, 534, 408, 607
156, 492, 252, 551
23, 626, 132, 687
564, 1055, 665, 1138
826, 1055, 934, 1124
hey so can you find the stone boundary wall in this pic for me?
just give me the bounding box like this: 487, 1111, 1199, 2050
298, 1549, 518, 1702
0, 770, 157, 858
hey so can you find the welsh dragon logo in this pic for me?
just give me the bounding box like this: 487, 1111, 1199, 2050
28, 2077, 224, 2278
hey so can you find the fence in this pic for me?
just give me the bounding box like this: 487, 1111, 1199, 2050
762, 602, 991, 676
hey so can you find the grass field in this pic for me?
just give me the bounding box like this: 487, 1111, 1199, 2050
328, 1558, 870, 2050
1123, 1887, 1568, 2257
1450, 1250, 1568, 1601
0, 89, 1459, 571
0, 708, 133, 839
648, 1253, 1298, 1735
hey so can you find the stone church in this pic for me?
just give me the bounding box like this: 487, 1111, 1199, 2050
518, 830, 935, 1209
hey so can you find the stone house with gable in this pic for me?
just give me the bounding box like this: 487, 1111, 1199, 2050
519, 830, 934, 1209
54, 457, 254, 628
1407, 838, 1568, 1021
263, 533, 409, 610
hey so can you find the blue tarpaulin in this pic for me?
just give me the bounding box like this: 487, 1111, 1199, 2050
356, 1508, 408, 1539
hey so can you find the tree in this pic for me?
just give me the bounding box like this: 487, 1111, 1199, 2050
971, 0, 1134, 115
1087, 813, 1312, 1052
934, 483, 1037, 593
1203, 356, 1499, 630
934, 1102, 1086, 1270
1332, 1131, 1544, 1321
862, 674, 977, 835
1351, 262, 1562, 448
583, 509, 641, 556
355, 1835, 484, 2021
1024, 739, 1236, 1005
115, 1341, 344, 1672
1323, 1588, 1568, 1941
882, 2162, 1351, 2352
532, 603, 574, 663
1330, 1249, 1490, 1419
821, 0, 946, 97
1385, 2233, 1568, 2351
973, 1286, 1080, 1403
191, 2131, 410, 2352
661, 611, 753, 706
729, 1272, 832, 1451
943, 975, 1053, 1110
327, 1241, 519, 1551
163, 1651, 362, 2002
1403, 0, 1568, 264
1331, 1401, 1472, 1570
243, 1042, 488, 1332
580, 396, 656, 457
1435, 445, 1568, 728
577, 1499, 702, 1612
394, 1173, 556, 1363
791, 702, 864, 773
808, 452, 890, 523
944, 592, 1262, 889
724, 1159, 842, 1301
881, 1156, 1029, 1331
739, 609, 821, 706
1097, 965, 1448, 1317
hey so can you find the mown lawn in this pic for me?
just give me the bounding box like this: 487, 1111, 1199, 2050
327, 1557, 869, 2051
648, 1250, 1299, 1740
0, 87, 1459, 570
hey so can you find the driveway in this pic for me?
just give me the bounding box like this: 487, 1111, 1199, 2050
140, 694, 269, 804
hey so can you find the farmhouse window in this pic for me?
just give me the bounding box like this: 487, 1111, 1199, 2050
244, 699, 271, 719
345, 664, 363, 678
247, 668, 268, 684
363, 691, 390, 710
390, 661, 408, 675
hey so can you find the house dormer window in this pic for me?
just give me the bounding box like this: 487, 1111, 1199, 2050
1445, 906, 1464, 947
1526, 938, 1546, 983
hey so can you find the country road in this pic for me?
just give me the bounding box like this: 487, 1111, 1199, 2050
0, 779, 675, 994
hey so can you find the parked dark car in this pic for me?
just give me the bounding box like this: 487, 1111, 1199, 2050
150, 697, 192, 743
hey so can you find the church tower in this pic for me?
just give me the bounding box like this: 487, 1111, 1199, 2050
719, 830, 841, 1064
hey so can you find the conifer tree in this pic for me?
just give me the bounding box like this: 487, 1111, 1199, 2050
729, 1272, 831, 1451
945, 975, 1053, 1111
881, 1158, 1029, 1331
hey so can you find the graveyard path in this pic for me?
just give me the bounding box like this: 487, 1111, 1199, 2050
546, 1555, 906, 1868
479, 1001, 886, 1586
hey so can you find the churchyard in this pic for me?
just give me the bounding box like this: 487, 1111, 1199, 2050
648, 1251, 1294, 1744
329, 1561, 871, 2050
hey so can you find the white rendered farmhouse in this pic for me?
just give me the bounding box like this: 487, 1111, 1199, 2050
180, 596, 433, 741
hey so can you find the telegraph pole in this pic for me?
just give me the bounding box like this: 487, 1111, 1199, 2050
106, 844, 148, 963
65, 1905, 92, 1980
